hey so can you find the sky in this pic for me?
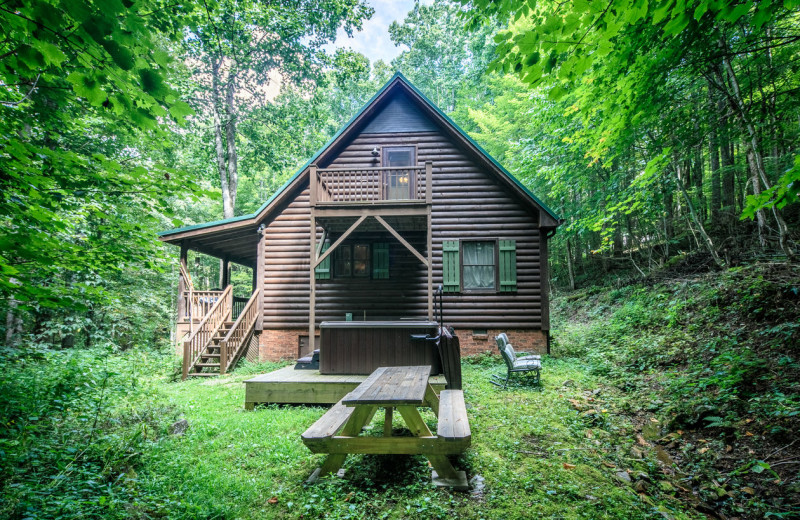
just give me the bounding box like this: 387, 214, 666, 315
323, 0, 425, 65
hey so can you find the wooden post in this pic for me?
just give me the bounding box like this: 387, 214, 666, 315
220, 340, 228, 375
256, 225, 265, 331
221, 257, 230, 288
425, 162, 433, 321
309, 210, 316, 349
178, 242, 188, 322
309, 164, 318, 206
425, 161, 432, 204
427, 207, 433, 321
182, 340, 190, 380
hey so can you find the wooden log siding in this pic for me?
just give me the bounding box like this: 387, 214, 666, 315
259, 131, 544, 330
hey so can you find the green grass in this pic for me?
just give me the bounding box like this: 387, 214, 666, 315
6, 263, 795, 519
108, 357, 696, 520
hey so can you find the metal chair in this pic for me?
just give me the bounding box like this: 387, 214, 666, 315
495, 334, 541, 362
491, 337, 541, 389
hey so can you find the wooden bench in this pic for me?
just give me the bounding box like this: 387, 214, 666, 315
437, 390, 471, 448
301, 402, 356, 453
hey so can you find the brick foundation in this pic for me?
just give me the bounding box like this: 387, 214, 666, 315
454, 328, 547, 357
257, 327, 547, 362
257, 329, 310, 362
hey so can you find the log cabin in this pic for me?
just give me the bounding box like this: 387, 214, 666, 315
159, 73, 560, 378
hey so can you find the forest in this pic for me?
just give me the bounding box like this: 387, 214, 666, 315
1, 0, 799, 519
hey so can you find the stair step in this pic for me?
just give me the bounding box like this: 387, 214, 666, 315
201, 353, 221, 358
194, 363, 220, 368
187, 372, 217, 377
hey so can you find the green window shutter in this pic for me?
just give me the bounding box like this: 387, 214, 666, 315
442, 240, 460, 293
499, 240, 517, 292
373, 243, 389, 279
315, 243, 330, 279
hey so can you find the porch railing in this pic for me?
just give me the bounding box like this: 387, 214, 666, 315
180, 290, 225, 323
182, 285, 232, 380
312, 163, 432, 205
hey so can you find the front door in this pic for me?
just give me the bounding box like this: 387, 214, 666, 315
382, 146, 416, 200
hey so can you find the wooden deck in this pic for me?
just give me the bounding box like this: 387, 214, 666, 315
244, 366, 447, 408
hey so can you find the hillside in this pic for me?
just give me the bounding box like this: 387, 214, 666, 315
552, 261, 800, 519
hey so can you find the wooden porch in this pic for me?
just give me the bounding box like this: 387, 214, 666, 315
308, 162, 435, 342
243, 365, 447, 408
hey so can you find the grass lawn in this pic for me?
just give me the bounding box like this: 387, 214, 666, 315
133, 358, 699, 519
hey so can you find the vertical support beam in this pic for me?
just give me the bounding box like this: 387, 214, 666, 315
309, 209, 317, 348
427, 206, 433, 321
182, 340, 190, 380
425, 161, 434, 321
425, 161, 432, 204
309, 164, 318, 206
540, 229, 550, 334
219, 340, 228, 375
221, 257, 230, 288
178, 242, 188, 322
256, 225, 265, 331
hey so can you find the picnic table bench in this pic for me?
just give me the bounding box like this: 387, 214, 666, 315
301, 365, 471, 489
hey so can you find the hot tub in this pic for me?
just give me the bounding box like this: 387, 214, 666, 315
319, 320, 441, 375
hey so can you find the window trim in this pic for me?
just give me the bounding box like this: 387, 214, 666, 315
333, 243, 371, 279
381, 145, 417, 200
459, 239, 499, 293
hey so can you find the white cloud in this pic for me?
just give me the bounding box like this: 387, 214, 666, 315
324, 0, 427, 65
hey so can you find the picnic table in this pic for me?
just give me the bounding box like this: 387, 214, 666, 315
301, 365, 471, 489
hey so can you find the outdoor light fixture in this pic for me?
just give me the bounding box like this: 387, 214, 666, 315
371, 147, 380, 157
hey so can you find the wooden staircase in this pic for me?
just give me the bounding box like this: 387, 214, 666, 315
182, 286, 260, 380
185, 321, 233, 377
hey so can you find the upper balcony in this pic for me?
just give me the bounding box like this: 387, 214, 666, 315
310, 162, 432, 208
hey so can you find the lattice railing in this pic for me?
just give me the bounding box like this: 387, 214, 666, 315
314, 166, 428, 203
180, 290, 225, 323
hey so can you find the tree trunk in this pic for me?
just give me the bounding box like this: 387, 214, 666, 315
211, 58, 235, 219
5, 295, 22, 348
565, 238, 576, 291
693, 121, 705, 223
720, 39, 793, 258
707, 80, 721, 226
675, 167, 723, 267
224, 70, 238, 218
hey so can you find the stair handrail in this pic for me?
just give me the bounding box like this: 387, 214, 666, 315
182, 285, 233, 380
219, 288, 260, 374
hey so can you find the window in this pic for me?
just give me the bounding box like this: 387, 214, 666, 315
442, 240, 517, 293
333, 244, 370, 278
462, 241, 496, 290
382, 146, 416, 200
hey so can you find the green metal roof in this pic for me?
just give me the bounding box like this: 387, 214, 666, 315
159, 72, 559, 238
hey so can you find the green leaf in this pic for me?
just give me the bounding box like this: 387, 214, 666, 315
17, 45, 45, 69
102, 40, 135, 70
652, 0, 674, 23
663, 12, 690, 35
66, 72, 106, 106
693, 1, 709, 21
548, 85, 568, 100
33, 41, 67, 66
168, 100, 194, 122
152, 49, 171, 68
719, 1, 752, 23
